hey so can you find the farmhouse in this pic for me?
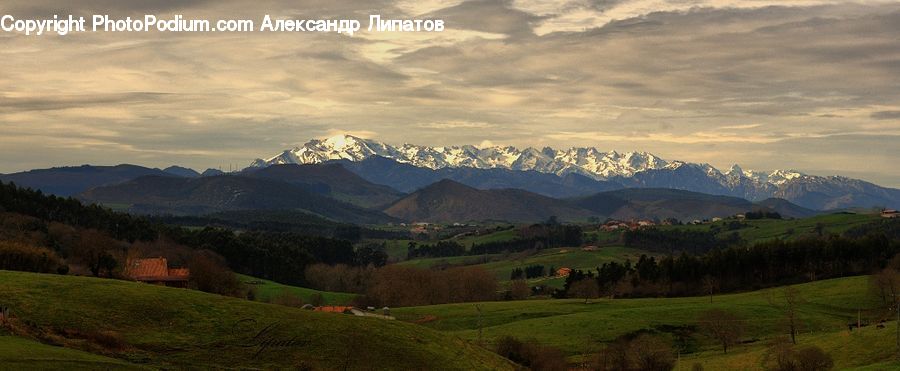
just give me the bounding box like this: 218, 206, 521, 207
882, 209, 899, 219
125, 257, 190, 288
556, 267, 572, 277
601, 219, 656, 231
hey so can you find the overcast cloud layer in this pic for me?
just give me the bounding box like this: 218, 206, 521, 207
1, 0, 898, 186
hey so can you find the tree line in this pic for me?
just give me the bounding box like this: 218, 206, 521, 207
622, 228, 743, 254
562, 223, 900, 299
0, 181, 378, 287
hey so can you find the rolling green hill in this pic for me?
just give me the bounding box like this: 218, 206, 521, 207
681, 323, 899, 370
78, 174, 396, 224
401, 246, 648, 284
0, 270, 514, 370
383, 179, 592, 222
662, 212, 881, 244
393, 276, 898, 369
238, 274, 358, 305
244, 164, 405, 208
0, 335, 148, 371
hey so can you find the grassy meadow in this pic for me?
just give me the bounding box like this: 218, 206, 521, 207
0, 335, 149, 371
393, 276, 899, 369
237, 274, 358, 305
661, 213, 881, 244
0, 270, 514, 370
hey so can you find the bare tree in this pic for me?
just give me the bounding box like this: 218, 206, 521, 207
699, 309, 744, 354
768, 287, 805, 344
764, 337, 834, 371
629, 334, 675, 371
701, 275, 719, 303
796, 346, 834, 371
569, 278, 600, 304
509, 279, 531, 300
870, 268, 900, 306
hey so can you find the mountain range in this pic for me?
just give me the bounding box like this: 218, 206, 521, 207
1, 161, 817, 224
251, 134, 900, 210
0, 165, 226, 196
78, 174, 395, 225
383, 180, 814, 223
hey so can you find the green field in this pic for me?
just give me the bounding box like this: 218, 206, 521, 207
0, 335, 147, 370
375, 227, 519, 261
0, 270, 514, 370
237, 274, 357, 305
380, 238, 415, 260
401, 246, 648, 284
453, 228, 518, 246
682, 323, 900, 370
660, 212, 881, 244
393, 276, 898, 369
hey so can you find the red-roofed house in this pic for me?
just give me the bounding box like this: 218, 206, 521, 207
126, 257, 190, 288
314, 306, 365, 316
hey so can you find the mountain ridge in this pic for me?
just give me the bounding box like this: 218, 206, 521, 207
383, 180, 815, 223
252, 135, 900, 210
77, 174, 396, 225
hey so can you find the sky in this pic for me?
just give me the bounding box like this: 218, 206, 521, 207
1, 0, 898, 186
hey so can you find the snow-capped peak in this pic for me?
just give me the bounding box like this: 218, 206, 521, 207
249, 135, 823, 189
766, 169, 806, 185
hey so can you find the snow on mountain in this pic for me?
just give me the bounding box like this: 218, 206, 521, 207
250, 134, 900, 209
253, 134, 671, 179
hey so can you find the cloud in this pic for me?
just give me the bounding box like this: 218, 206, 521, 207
0, 92, 171, 113
417, 120, 495, 129
871, 111, 900, 120
426, 0, 546, 36
0, 0, 897, 186
720, 124, 762, 130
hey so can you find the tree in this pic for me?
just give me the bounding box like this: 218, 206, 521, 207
701, 275, 719, 303
768, 287, 805, 344
629, 334, 675, 371
73, 229, 121, 277
796, 346, 833, 371
354, 243, 387, 267
569, 278, 600, 304
494, 336, 567, 371
187, 249, 244, 297
0, 241, 64, 273
509, 279, 531, 300
594, 339, 630, 371
765, 337, 833, 371
870, 267, 900, 306
699, 309, 744, 353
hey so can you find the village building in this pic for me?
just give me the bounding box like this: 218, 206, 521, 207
125, 257, 190, 288
314, 306, 383, 317
882, 209, 899, 219
600, 219, 656, 231
556, 267, 572, 277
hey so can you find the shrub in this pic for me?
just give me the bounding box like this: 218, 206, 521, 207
494, 336, 567, 371
629, 334, 675, 371
594, 335, 675, 371
88, 330, 126, 350
0, 241, 64, 273
188, 249, 244, 297
509, 279, 531, 300
270, 291, 305, 308
765, 338, 834, 371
